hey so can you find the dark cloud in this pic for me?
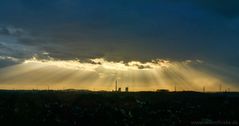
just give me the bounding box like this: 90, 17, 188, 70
0, 56, 20, 68
0, 25, 26, 36
0, 26, 43, 62
0, 0, 238, 68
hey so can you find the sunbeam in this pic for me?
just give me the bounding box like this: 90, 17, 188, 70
0, 57, 238, 91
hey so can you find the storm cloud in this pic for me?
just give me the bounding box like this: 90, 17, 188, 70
0, 0, 238, 64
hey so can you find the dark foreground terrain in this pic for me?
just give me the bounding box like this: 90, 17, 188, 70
0, 90, 238, 126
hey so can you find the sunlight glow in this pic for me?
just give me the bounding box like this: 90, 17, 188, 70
0, 57, 238, 91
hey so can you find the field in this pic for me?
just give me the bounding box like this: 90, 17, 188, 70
0, 90, 238, 126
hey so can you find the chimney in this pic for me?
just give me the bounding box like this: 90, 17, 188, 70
125, 87, 129, 92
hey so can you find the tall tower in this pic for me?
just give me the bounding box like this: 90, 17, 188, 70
115, 80, 118, 92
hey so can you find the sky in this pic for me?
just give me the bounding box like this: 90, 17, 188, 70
0, 0, 239, 91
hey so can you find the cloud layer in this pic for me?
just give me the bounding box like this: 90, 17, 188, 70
0, 0, 239, 64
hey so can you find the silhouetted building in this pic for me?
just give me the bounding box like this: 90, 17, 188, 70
125, 87, 129, 92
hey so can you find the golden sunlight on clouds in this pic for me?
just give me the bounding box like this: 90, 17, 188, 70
0, 57, 237, 91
